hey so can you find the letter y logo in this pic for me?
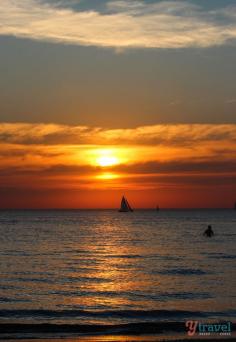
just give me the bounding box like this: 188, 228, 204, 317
186, 320, 198, 336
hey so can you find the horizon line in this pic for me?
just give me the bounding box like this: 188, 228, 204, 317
0, 207, 234, 211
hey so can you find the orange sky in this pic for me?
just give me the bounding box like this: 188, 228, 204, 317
1, 1, 236, 209
0, 123, 235, 209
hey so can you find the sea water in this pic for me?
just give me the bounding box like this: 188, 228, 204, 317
0, 209, 235, 335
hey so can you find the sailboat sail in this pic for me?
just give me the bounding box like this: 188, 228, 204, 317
119, 196, 133, 212
126, 198, 133, 212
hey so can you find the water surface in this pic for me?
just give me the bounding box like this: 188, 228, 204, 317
0, 209, 235, 328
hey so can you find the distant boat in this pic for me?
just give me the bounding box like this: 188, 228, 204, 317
156, 205, 160, 211
119, 196, 133, 212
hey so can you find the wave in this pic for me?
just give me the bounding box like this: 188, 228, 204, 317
204, 253, 236, 260
0, 297, 31, 303
157, 268, 207, 276
0, 309, 235, 320
0, 321, 185, 334
0, 321, 235, 339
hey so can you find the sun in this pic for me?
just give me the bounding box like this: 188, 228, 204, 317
87, 148, 123, 168
97, 155, 118, 167
93, 149, 120, 167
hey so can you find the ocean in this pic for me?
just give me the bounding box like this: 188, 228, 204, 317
0, 209, 235, 340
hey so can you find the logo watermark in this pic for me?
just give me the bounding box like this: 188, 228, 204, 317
185, 321, 232, 337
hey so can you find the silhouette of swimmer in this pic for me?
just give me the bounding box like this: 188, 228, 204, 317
204, 225, 214, 237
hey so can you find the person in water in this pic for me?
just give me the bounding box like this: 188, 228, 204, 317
204, 225, 214, 237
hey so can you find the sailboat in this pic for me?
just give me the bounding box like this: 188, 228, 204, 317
156, 205, 160, 211
119, 195, 133, 212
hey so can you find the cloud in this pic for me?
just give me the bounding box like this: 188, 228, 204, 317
0, 122, 235, 205
0, 122, 235, 178
0, 0, 236, 49
0, 122, 101, 145
1, 159, 235, 179
1, 163, 235, 194
112, 160, 236, 175
0, 122, 236, 146
225, 99, 236, 104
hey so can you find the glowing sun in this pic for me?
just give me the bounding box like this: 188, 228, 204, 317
90, 148, 122, 168
97, 154, 118, 167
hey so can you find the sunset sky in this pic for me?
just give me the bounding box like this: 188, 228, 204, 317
0, 0, 236, 208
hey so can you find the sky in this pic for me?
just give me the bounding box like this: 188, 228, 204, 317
0, 0, 236, 208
